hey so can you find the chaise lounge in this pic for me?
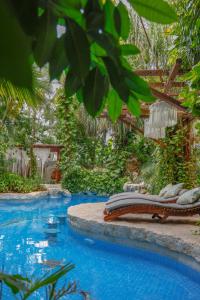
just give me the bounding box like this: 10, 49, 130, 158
104, 198, 200, 222
104, 188, 200, 222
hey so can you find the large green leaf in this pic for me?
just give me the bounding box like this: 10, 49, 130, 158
127, 96, 141, 116
33, 9, 57, 67
115, 3, 130, 40
52, 0, 85, 27
49, 35, 68, 80
83, 67, 108, 116
104, 1, 118, 38
84, 0, 104, 30
91, 43, 107, 57
65, 69, 82, 97
120, 44, 140, 56
103, 57, 129, 101
107, 89, 122, 122
124, 70, 153, 98
89, 31, 120, 61
10, 0, 38, 36
91, 54, 108, 76
129, 0, 177, 24
0, 0, 32, 89
65, 18, 90, 82
133, 91, 155, 103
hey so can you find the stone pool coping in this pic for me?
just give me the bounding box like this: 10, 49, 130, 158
68, 202, 200, 268
0, 184, 71, 200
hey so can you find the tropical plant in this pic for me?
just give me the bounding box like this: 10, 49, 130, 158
0, 264, 88, 299
170, 0, 200, 66
0, 67, 49, 129
0, 0, 177, 119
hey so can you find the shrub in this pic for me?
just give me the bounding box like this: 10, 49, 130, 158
0, 173, 42, 193
62, 166, 128, 195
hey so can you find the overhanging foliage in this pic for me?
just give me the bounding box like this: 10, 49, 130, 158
0, 0, 177, 119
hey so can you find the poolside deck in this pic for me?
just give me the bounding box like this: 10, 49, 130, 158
68, 202, 200, 269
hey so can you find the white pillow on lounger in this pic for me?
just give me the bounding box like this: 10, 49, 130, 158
159, 183, 184, 198
177, 188, 200, 205
178, 189, 188, 196
163, 183, 184, 198
159, 184, 173, 197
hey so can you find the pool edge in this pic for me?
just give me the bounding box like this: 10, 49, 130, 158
68, 202, 200, 272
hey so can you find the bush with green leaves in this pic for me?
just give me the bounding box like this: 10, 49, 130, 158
57, 102, 154, 195
62, 165, 128, 195
0, 173, 42, 193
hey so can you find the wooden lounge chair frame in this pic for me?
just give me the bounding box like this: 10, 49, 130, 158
104, 203, 200, 222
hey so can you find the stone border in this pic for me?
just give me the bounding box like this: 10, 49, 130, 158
68, 203, 200, 270
0, 190, 49, 200
0, 186, 71, 200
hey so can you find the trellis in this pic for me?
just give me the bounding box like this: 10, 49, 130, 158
101, 59, 196, 160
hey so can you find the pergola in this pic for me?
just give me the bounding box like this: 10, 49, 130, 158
100, 59, 195, 159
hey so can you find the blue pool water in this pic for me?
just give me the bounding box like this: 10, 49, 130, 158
0, 194, 200, 299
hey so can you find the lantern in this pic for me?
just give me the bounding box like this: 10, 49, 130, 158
144, 119, 166, 139
149, 101, 177, 128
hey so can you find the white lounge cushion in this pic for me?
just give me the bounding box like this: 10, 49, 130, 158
160, 183, 184, 198
106, 193, 179, 212
109, 193, 161, 202
178, 189, 188, 196
177, 188, 200, 205
159, 184, 173, 197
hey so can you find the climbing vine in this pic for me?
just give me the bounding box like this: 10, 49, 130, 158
142, 126, 197, 194
56, 91, 77, 174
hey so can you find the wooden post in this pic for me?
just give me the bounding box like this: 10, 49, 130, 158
164, 58, 182, 93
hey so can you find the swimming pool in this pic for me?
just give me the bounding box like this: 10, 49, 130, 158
0, 194, 200, 299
